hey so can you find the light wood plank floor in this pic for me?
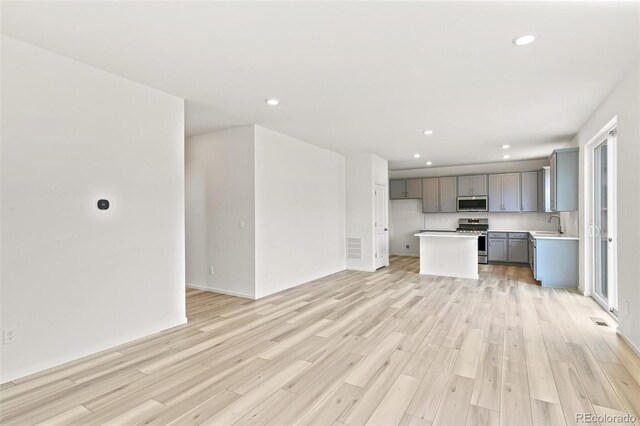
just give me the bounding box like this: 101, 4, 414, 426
2, 256, 639, 425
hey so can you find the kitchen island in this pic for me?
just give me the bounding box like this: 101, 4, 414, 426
414, 232, 479, 279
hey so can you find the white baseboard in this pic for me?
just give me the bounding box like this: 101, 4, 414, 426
186, 283, 255, 300
0, 316, 187, 384
616, 328, 640, 357
346, 266, 376, 272
390, 253, 419, 258
419, 270, 479, 280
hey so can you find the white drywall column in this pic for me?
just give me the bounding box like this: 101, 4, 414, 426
1, 36, 186, 382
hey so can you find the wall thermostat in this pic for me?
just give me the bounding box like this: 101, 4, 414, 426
97, 199, 110, 210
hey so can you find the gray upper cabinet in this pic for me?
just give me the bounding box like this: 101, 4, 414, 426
390, 179, 422, 199
405, 179, 422, 199
390, 180, 406, 199
458, 176, 471, 197
542, 166, 551, 212
471, 175, 488, 196
439, 177, 457, 212
488, 175, 502, 212
502, 173, 520, 211
489, 173, 520, 212
422, 178, 439, 213
521, 171, 539, 212
458, 175, 488, 196
549, 154, 557, 210
550, 148, 579, 212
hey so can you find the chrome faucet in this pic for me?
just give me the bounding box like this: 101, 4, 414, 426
548, 215, 563, 234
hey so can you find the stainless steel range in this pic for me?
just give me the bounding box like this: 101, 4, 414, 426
456, 218, 489, 264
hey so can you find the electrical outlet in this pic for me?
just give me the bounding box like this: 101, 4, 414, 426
3, 328, 16, 344
239, 220, 245, 229
625, 301, 630, 315
209, 266, 214, 276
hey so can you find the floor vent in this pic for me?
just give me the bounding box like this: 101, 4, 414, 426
591, 317, 609, 327
347, 238, 362, 260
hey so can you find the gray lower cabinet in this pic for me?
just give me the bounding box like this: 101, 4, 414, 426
533, 238, 578, 288
508, 239, 528, 263
488, 237, 507, 262
422, 178, 439, 213
439, 177, 457, 212
489, 232, 528, 263
521, 171, 539, 212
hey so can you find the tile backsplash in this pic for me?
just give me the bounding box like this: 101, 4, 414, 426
389, 199, 573, 257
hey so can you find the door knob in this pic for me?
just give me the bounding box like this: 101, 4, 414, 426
385, 228, 388, 231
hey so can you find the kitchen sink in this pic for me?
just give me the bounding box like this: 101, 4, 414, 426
531, 231, 561, 236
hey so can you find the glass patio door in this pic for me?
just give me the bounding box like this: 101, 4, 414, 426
593, 140, 609, 305
591, 127, 616, 315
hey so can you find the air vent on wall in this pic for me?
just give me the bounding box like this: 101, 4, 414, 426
347, 238, 362, 260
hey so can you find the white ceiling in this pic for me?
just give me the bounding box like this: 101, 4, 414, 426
2, 1, 638, 170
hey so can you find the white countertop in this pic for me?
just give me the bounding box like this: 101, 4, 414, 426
487, 230, 579, 241
530, 233, 579, 241
415, 232, 479, 239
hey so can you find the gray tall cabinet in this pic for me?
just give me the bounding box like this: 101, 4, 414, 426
549, 148, 579, 211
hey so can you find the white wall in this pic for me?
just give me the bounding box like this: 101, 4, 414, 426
0, 36, 186, 382
185, 126, 256, 298
185, 125, 346, 299
572, 58, 640, 352
389, 159, 558, 256
390, 159, 550, 179
346, 155, 374, 271
345, 154, 389, 271
254, 126, 346, 298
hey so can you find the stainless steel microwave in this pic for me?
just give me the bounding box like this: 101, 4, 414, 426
457, 196, 488, 212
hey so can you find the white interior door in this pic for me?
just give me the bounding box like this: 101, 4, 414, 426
374, 184, 389, 269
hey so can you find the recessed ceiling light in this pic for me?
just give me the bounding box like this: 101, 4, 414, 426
513, 33, 537, 46
502, 154, 510, 159
265, 98, 279, 106
414, 153, 421, 158
502, 144, 510, 149
426, 161, 432, 166
423, 130, 434, 135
